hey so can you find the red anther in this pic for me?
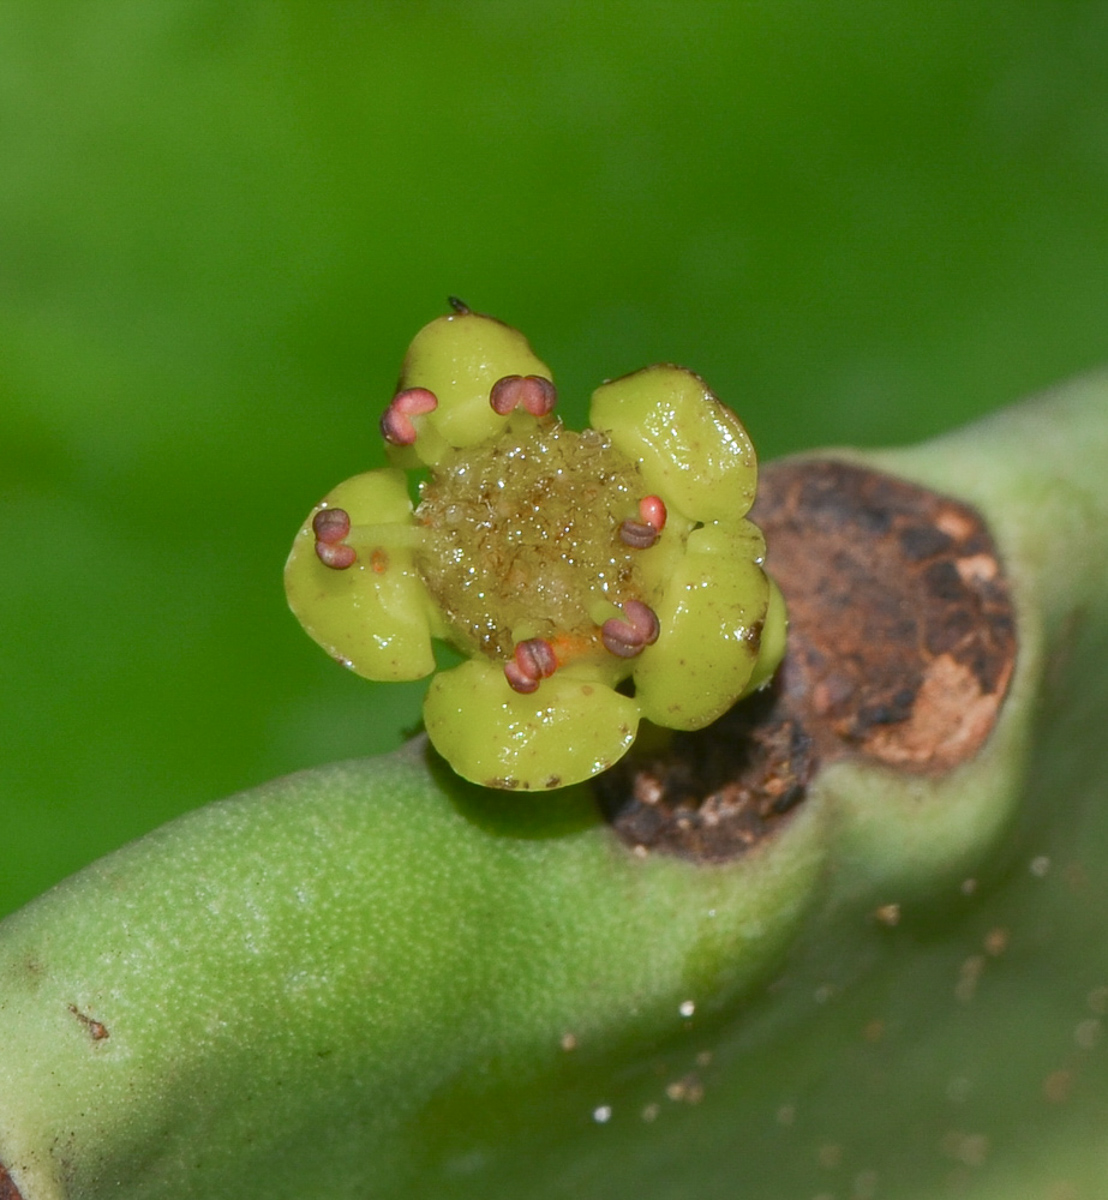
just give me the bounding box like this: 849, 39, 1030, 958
312, 507, 351, 544
380, 408, 415, 446
619, 519, 658, 549
601, 618, 643, 658
601, 600, 660, 659
516, 637, 558, 679
380, 387, 438, 445
623, 599, 660, 645
489, 375, 558, 417
504, 637, 558, 693
489, 375, 522, 415
315, 541, 357, 570
639, 495, 667, 532
504, 660, 540, 694
519, 376, 557, 417
312, 507, 356, 569
395, 388, 439, 416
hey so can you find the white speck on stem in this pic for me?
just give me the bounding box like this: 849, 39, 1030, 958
854, 1169, 879, 1198
593, 1105, 612, 1124
679, 999, 695, 1018
1075, 1018, 1102, 1050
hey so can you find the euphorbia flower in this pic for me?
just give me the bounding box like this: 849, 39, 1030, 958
285, 303, 786, 790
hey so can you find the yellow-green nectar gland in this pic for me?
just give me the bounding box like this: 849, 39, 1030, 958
414, 416, 662, 688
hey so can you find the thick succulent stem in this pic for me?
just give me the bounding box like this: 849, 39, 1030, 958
1, 373, 1106, 1199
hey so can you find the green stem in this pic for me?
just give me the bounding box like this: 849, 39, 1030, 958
1, 373, 1107, 1200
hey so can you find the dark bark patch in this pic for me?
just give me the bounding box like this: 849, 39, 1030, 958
595, 458, 1016, 862
594, 683, 815, 863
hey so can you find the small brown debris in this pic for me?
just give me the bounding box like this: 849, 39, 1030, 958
68, 1003, 109, 1042
853, 1169, 879, 1199
1074, 1018, 1101, 1050
955, 955, 986, 1004
817, 1143, 843, 1169
983, 927, 1010, 957
1046, 1181, 1080, 1200
1063, 862, 1088, 894
1043, 1069, 1074, 1104
874, 903, 902, 927
940, 1130, 990, 1168
664, 1073, 705, 1104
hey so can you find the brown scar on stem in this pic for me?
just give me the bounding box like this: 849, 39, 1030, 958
68, 1003, 110, 1042
594, 459, 1017, 863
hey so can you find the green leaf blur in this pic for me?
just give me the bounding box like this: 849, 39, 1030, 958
3, 0, 1108, 920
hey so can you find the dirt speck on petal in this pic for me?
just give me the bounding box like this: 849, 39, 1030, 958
68, 1003, 110, 1042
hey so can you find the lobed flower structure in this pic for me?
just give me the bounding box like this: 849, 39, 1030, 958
285, 303, 786, 791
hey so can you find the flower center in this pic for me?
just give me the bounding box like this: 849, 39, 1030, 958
415, 420, 644, 662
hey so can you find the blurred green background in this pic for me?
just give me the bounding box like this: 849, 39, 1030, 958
3, 1, 1108, 919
